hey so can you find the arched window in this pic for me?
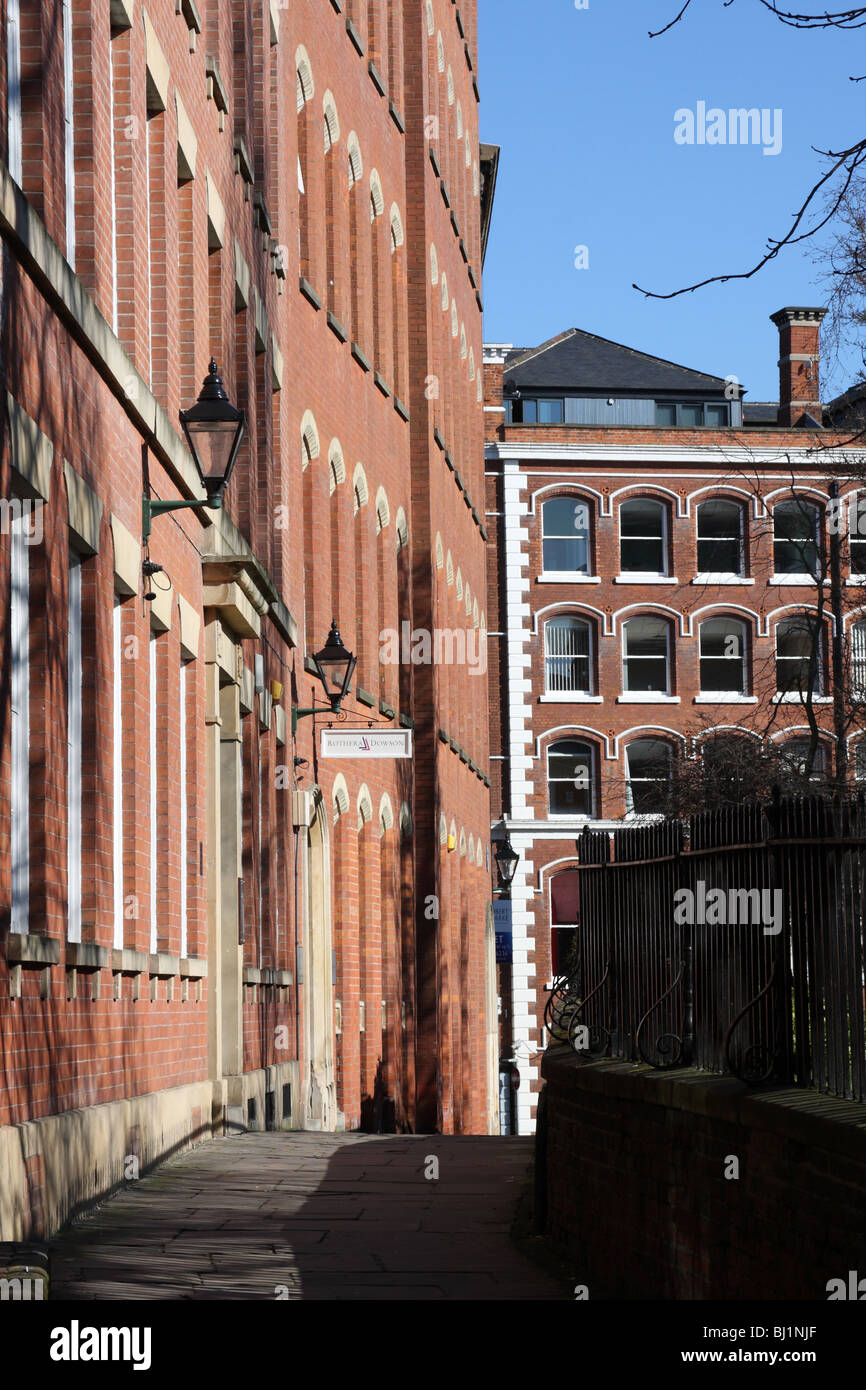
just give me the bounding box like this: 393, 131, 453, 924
375, 485, 390, 534
773, 498, 820, 577
779, 738, 828, 783
426, 0, 435, 37
440, 270, 448, 312
696, 499, 744, 576
625, 739, 672, 815
437, 32, 445, 74
620, 498, 667, 576
323, 94, 341, 317
699, 617, 747, 695
550, 869, 579, 977
322, 93, 339, 153
541, 496, 591, 575
853, 619, 866, 698
544, 616, 592, 695
429, 242, 438, 285
776, 614, 823, 695
347, 133, 363, 344
622, 616, 672, 695
855, 743, 866, 782
446, 65, 454, 105
547, 739, 595, 817
347, 132, 363, 187
296, 48, 315, 281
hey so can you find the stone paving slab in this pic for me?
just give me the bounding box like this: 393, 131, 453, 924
49, 1132, 568, 1301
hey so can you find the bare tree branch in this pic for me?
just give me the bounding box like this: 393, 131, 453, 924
634, 141, 866, 300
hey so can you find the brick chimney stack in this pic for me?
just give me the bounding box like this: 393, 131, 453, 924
770, 306, 827, 427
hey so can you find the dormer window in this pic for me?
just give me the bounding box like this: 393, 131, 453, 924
655, 401, 729, 427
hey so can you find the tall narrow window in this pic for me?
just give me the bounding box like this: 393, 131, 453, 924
369, 174, 384, 368
67, 553, 82, 942
850, 493, 866, 574
347, 135, 363, 344
550, 870, 579, 977
6, 0, 22, 184
62, 0, 75, 266
179, 661, 190, 959
544, 616, 592, 694
547, 740, 595, 817
149, 631, 158, 953
776, 615, 823, 695
699, 617, 747, 694
323, 96, 340, 318
112, 599, 124, 947
625, 739, 672, 814
853, 620, 866, 700
620, 499, 667, 576
542, 497, 591, 575
296, 49, 314, 280
773, 499, 820, 577
622, 616, 671, 694
696, 499, 743, 575
10, 511, 30, 933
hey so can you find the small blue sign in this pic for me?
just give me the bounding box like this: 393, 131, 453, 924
494, 899, 512, 964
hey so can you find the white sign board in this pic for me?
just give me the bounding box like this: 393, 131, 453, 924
320, 729, 413, 759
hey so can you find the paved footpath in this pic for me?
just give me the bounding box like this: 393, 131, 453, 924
50, 1132, 569, 1300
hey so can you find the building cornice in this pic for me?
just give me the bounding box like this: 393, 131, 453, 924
485, 439, 853, 467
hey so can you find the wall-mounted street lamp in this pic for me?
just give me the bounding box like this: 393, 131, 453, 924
142, 359, 246, 542
494, 836, 519, 897
292, 621, 358, 737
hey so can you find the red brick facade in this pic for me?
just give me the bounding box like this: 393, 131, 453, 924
0, 0, 494, 1237
484, 320, 865, 1133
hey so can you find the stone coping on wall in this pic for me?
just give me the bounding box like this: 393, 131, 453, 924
542, 1046, 866, 1164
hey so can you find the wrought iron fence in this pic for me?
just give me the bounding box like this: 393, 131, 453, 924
544, 793, 866, 1101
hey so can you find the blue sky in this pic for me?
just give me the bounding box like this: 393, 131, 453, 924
478, 0, 865, 402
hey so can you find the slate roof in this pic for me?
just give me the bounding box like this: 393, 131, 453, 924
503, 328, 732, 395
743, 401, 779, 424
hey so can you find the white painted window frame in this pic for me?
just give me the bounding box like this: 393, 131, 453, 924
6, 0, 22, 185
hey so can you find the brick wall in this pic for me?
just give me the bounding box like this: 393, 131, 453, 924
0, 0, 495, 1195
541, 1049, 866, 1300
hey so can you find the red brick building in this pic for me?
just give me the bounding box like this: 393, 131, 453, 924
485, 308, 865, 1133
0, 0, 496, 1241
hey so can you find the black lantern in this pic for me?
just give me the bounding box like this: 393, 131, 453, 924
494, 836, 519, 895
179, 358, 246, 503
311, 620, 357, 711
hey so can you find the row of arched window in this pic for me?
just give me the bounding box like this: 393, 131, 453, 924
438, 815, 487, 867
544, 733, 856, 821
434, 531, 485, 630
540, 494, 866, 580
296, 46, 407, 398
429, 242, 481, 402
425, 0, 480, 261
540, 611, 862, 699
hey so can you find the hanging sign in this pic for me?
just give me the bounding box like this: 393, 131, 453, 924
493, 899, 513, 963
320, 729, 413, 759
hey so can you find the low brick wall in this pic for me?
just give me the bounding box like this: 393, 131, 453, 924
540, 1046, 866, 1300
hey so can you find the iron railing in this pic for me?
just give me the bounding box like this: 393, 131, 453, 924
545, 793, 866, 1101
